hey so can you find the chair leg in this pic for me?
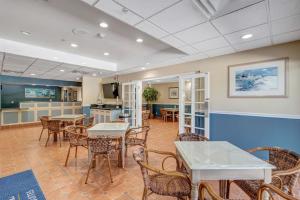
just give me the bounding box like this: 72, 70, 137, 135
85, 154, 95, 184
75, 146, 78, 158
142, 188, 148, 200
64, 145, 71, 167
39, 128, 44, 141
45, 134, 50, 147
125, 145, 128, 157
58, 133, 62, 147
107, 154, 113, 183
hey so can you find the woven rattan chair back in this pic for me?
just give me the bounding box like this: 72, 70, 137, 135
40, 116, 50, 129
64, 125, 79, 145
267, 147, 300, 193
47, 120, 61, 133
87, 116, 94, 127
177, 133, 209, 141
88, 136, 114, 154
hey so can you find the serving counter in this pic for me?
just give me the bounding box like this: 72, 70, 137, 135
0, 101, 82, 125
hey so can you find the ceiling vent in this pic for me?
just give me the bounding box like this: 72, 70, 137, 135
2, 69, 23, 74
71, 70, 89, 75
192, 0, 217, 19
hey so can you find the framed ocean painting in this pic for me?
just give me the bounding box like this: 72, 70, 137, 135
228, 58, 287, 97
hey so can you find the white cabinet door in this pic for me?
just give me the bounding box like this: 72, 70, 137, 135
122, 81, 142, 127
179, 73, 210, 138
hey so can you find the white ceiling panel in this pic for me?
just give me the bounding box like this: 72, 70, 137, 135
271, 14, 300, 35
193, 37, 229, 52
160, 35, 186, 48
3, 53, 35, 71
135, 21, 169, 39
273, 30, 300, 44
211, 2, 268, 34
81, 0, 98, 5
174, 22, 220, 44
148, 0, 207, 34
269, 0, 300, 21
94, 0, 143, 26
224, 24, 270, 45
176, 45, 199, 55
181, 53, 208, 62
206, 46, 235, 57
114, 0, 181, 18
233, 37, 271, 51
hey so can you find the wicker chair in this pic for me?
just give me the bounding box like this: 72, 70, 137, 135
76, 116, 94, 133
133, 147, 191, 200
125, 126, 150, 156
39, 116, 50, 141
177, 133, 209, 141
228, 147, 300, 200
46, 120, 63, 147
85, 136, 117, 184
64, 126, 88, 167
199, 183, 298, 200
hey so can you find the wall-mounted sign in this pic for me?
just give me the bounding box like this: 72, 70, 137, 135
25, 88, 56, 98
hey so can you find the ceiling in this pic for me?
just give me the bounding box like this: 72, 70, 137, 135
0, 52, 112, 81
0, 0, 300, 81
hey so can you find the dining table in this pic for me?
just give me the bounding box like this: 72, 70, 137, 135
175, 141, 275, 200
162, 108, 179, 122
51, 114, 85, 141
87, 122, 130, 168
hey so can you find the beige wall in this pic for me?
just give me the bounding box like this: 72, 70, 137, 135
82, 76, 102, 106
149, 82, 179, 104
103, 41, 300, 115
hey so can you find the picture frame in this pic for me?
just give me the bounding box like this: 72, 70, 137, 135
168, 87, 179, 99
228, 58, 288, 98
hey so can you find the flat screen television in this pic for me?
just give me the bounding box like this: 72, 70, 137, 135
102, 82, 120, 98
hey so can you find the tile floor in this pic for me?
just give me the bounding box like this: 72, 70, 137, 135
0, 119, 299, 200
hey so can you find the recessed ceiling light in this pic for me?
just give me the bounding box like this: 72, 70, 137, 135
30, 73, 36, 76
241, 34, 253, 39
70, 43, 78, 48
92, 73, 97, 76
76, 77, 80, 80
146, 62, 150, 65
21, 31, 31, 36
141, 67, 146, 70
60, 69, 65, 72
136, 38, 143, 43
81, 62, 86, 65
104, 52, 110, 56
99, 22, 108, 28
53, 56, 58, 60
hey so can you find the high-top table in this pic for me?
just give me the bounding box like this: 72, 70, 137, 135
87, 122, 130, 168
175, 141, 275, 200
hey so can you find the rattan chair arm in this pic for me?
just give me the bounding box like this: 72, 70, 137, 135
257, 184, 298, 200
76, 125, 88, 129
147, 149, 181, 170
199, 183, 224, 200
247, 147, 271, 153
139, 161, 188, 179
271, 175, 283, 190
272, 163, 300, 176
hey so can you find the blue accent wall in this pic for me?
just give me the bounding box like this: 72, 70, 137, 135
0, 75, 82, 108
82, 106, 91, 117
152, 104, 179, 117
210, 113, 300, 154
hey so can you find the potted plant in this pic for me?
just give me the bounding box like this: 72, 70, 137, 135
142, 86, 158, 117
